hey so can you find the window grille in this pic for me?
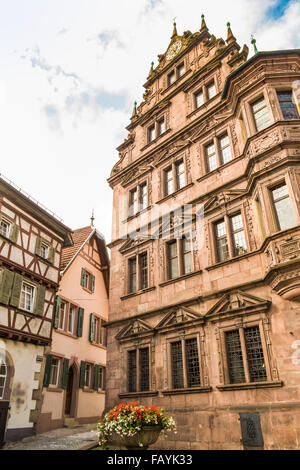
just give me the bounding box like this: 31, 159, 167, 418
225, 330, 246, 384
139, 348, 150, 392
171, 341, 184, 389
128, 350, 137, 392
185, 338, 201, 387
140, 253, 148, 290
244, 326, 267, 382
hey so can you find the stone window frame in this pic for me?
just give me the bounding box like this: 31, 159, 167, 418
214, 311, 281, 391
192, 76, 218, 112
160, 152, 190, 199
256, 171, 300, 237
146, 112, 169, 145
164, 235, 194, 282
200, 125, 235, 174
162, 328, 211, 395
127, 176, 150, 218
243, 87, 274, 137
120, 341, 153, 395
124, 245, 152, 296
208, 204, 251, 265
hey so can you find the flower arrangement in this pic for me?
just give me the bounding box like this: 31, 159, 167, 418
97, 402, 176, 448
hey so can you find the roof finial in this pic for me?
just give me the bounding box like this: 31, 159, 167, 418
200, 14, 208, 33
172, 17, 178, 38
251, 35, 258, 54
132, 101, 137, 118
226, 21, 236, 43
90, 209, 95, 227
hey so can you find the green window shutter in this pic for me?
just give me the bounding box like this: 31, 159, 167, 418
10, 224, 19, 244
54, 296, 61, 329
61, 358, 69, 390
34, 285, 46, 316
79, 361, 86, 389
48, 246, 55, 264
80, 268, 86, 287
0, 268, 15, 305
10, 273, 23, 308
102, 367, 106, 390
35, 237, 42, 256
91, 275, 95, 292
43, 354, 53, 387
76, 308, 84, 337
89, 314, 95, 342
93, 364, 100, 391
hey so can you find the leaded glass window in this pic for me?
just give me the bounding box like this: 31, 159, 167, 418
139, 348, 149, 392
244, 326, 267, 382
277, 91, 299, 120
219, 134, 232, 164
185, 338, 201, 387
252, 97, 271, 132
207, 143, 217, 172
168, 241, 179, 279
129, 258, 137, 293
171, 341, 184, 389
182, 237, 193, 275
225, 330, 246, 384
140, 253, 148, 290
231, 213, 247, 256
195, 90, 204, 108
272, 183, 296, 231
128, 350, 137, 392
216, 220, 229, 262
176, 160, 185, 190
165, 167, 174, 195
207, 82, 217, 100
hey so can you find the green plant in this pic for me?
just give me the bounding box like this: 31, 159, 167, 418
97, 402, 176, 448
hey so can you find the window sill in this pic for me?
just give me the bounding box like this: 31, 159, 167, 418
47, 387, 64, 393
197, 156, 242, 183
156, 182, 194, 205
162, 387, 212, 396
119, 391, 159, 399
125, 205, 153, 223
206, 251, 254, 271
121, 286, 156, 301
55, 329, 79, 339
186, 93, 220, 120
0, 234, 13, 244
82, 286, 94, 294
159, 269, 202, 288
141, 128, 172, 152
217, 381, 284, 391
97, 389, 106, 395
89, 341, 107, 350
82, 387, 95, 393
36, 255, 53, 265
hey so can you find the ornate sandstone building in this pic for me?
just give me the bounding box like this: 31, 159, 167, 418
106, 17, 300, 450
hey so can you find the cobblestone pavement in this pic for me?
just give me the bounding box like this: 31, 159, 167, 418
1, 423, 99, 450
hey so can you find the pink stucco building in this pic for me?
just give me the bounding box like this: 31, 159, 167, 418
38, 225, 109, 432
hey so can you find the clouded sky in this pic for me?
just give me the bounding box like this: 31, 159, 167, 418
0, 0, 299, 243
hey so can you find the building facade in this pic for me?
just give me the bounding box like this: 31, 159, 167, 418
38, 226, 109, 433
0, 175, 72, 444
106, 18, 300, 450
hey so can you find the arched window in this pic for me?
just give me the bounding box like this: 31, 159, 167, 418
0, 358, 7, 399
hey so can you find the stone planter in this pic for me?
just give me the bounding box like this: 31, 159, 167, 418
108, 425, 161, 450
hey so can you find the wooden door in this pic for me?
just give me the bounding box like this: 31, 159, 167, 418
0, 401, 9, 447
65, 367, 74, 415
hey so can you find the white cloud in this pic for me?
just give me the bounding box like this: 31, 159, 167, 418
0, 0, 298, 243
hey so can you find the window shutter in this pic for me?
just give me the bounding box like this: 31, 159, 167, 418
93, 364, 100, 391
10, 224, 19, 244
35, 237, 42, 256
34, 285, 46, 316
102, 367, 106, 390
61, 358, 69, 390
79, 361, 86, 389
91, 275, 95, 292
43, 354, 53, 387
54, 296, 61, 329
89, 314, 95, 342
0, 269, 15, 305
10, 273, 23, 308
48, 246, 55, 265
76, 308, 84, 337
80, 268, 86, 287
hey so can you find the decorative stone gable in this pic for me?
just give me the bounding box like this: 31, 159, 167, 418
116, 318, 154, 342
206, 291, 271, 320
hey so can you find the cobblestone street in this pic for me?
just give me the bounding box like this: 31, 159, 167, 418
1, 423, 98, 450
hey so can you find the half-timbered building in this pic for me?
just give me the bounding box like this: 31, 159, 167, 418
38, 225, 109, 432
0, 174, 72, 444
106, 17, 300, 449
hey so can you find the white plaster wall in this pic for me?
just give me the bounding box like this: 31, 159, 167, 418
1, 340, 44, 431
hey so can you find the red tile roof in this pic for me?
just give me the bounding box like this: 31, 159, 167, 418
61, 226, 94, 270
